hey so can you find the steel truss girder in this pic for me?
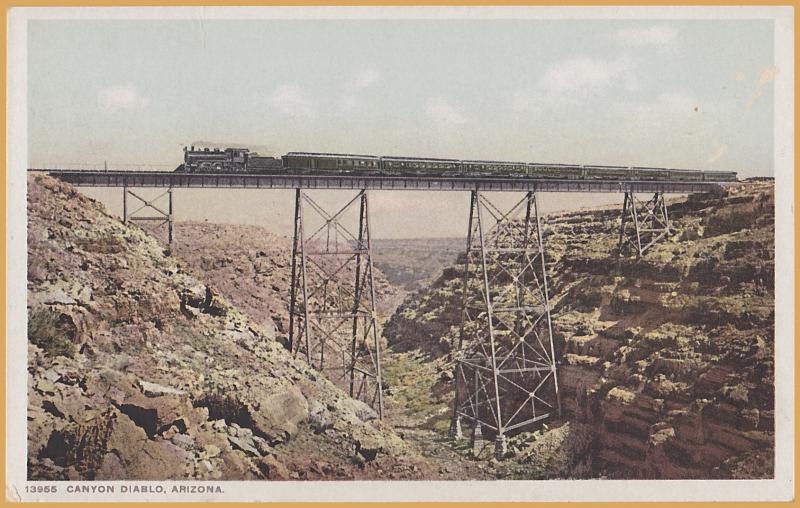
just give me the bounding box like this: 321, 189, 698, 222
288, 189, 384, 418
41, 169, 725, 195
618, 191, 671, 257
452, 190, 561, 458
123, 186, 174, 247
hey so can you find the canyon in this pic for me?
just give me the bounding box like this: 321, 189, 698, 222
27, 174, 774, 480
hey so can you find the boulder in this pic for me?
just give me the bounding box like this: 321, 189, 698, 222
339, 397, 378, 423
116, 393, 195, 438
203, 444, 222, 458
35, 379, 57, 395
227, 435, 259, 456
43, 287, 76, 306
219, 449, 257, 480
307, 400, 334, 433
170, 433, 194, 450
249, 385, 308, 443
179, 283, 227, 318
180, 283, 208, 309
137, 380, 187, 398
48, 388, 88, 423
258, 455, 291, 480
41, 410, 187, 480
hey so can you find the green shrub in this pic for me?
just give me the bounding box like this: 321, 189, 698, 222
28, 308, 75, 358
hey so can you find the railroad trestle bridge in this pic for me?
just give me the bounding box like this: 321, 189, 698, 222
32, 168, 727, 458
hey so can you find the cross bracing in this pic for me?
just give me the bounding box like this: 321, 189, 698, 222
452, 191, 560, 458
287, 190, 384, 417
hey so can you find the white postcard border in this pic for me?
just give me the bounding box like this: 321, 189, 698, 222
6, 5, 795, 503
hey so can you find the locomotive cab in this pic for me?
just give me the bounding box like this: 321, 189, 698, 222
225, 148, 250, 170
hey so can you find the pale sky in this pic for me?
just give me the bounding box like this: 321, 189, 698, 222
27, 17, 777, 238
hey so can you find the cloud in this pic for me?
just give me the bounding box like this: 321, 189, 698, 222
758, 66, 779, 86
97, 85, 150, 112
632, 91, 697, 121
511, 91, 547, 112
339, 69, 382, 112
616, 25, 678, 46
706, 143, 729, 164
510, 56, 638, 114
352, 69, 381, 90
746, 66, 779, 108
424, 98, 468, 125
269, 84, 315, 118
618, 91, 699, 129
538, 57, 636, 95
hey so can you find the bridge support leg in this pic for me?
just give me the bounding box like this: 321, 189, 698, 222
618, 191, 670, 257
450, 414, 463, 440
452, 190, 560, 457
288, 189, 384, 418
471, 423, 484, 456
122, 186, 174, 249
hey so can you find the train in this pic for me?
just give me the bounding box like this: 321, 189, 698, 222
174, 146, 738, 183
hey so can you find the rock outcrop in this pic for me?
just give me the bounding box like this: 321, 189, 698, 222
382, 181, 775, 479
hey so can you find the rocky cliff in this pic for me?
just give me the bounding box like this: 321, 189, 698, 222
27, 175, 431, 481
383, 181, 775, 479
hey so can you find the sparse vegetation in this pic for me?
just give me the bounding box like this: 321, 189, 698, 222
28, 308, 75, 358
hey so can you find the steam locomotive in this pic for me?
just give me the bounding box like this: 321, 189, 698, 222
175, 146, 282, 173
174, 146, 738, 183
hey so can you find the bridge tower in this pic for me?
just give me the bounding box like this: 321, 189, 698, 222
452, 190, 560, 458
288, 189, 384, 418
122, 186, 174, 248
618, 190, 671, 257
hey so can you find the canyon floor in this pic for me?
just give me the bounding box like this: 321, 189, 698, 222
27, 174, 774, 480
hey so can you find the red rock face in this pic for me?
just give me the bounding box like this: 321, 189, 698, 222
548, 182, 775, 479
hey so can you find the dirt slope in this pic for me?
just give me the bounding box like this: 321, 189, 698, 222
27, 175, 433, 481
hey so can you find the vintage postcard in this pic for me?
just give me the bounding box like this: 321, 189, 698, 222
6, 5, 795, 503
